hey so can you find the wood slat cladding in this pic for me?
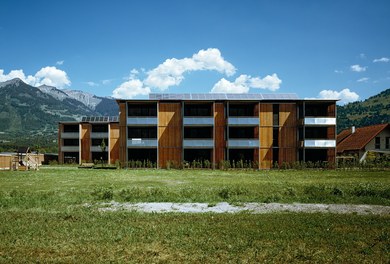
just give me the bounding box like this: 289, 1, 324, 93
118, 102, 127, 166
214, 102, 225, 164
158, 103, 182, 168
80, 123, 91, 162
327, 148, 336, 167
327, 126, 336, 139
58, 124, 64, 163
279, 104, 297, 163
259, 103, 273, 169
109, 123, 120, 164
327, 103, 336, 117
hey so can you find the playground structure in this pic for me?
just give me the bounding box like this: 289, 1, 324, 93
0, 147, 43, 171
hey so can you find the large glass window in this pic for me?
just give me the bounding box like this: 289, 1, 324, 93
128, 148, 157, 163
273, 104, 279, 126
305, 103, 330, 117
184, 127, 213, 139
229, 127, 255, 138
127, 127, 157, 139
92, 138, 108, 146
305, 127, 328, 139
184, 149, 212, 162
92, 124, 108, 132
229, 103, 257, 116
184, 103, 212, 116
127, 103, 157, 116
63, 139, 79, 146
63, 124, 79, 133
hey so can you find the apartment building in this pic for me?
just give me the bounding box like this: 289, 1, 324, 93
115, 93, 337, 169
58, 116, 119, 164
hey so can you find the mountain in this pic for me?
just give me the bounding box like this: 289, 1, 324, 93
337, 88, 390, 132
0, 78, 118, 152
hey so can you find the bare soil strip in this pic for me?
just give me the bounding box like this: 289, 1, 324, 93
95, 202, 390, 215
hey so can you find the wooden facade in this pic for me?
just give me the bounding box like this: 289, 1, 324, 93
279, 103, 297, 164
118, 101, 127, 166
214, 102, 225, 166
58, 123, 64, 164
109, 123, 120, 164
259, 104, 273, 169
80, 123, 91, 162
158, 103, 182, 168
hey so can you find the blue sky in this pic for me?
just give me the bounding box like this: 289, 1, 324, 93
0, 0, 390, 104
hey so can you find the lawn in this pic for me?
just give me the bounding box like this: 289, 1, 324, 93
0, 167, 389, 263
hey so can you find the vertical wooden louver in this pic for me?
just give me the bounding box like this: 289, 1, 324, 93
109, 123, 120, 164
118, 101, 127, 166
158, 103, 182, 168
80, 123, 91, 162
214, 102, 225, 166
259, 104, 273, 169
279, 104, 297, 164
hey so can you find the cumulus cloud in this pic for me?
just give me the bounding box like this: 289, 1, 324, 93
211, 73, 282, 93
373, 57, 389, 63
350, 64, 367, 72
0, 66, 71, 88
318, 88, 359, 104
144, 48, 236, 90
112, 79, 150, 99
85, 81, 99, 87
112, 48, 282, 98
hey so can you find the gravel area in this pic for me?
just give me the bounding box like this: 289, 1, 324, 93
94, 202, 390, 215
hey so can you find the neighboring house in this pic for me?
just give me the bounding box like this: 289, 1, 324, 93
59, 93, 338, 169
337, 123, 390, 162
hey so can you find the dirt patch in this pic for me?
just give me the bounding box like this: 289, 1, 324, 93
94, 202, 390, 215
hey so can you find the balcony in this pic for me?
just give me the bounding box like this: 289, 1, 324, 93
227, 139, 260, 148
304, 117, 336, 126
61, 132, 79, 139
304, 139, 336, 148
183, 117, 214, 126
183, 139, 214, 148
127, 117, 158, 126
60, 146, 79, 152
228, 117, 259, 126
127, 139, 158, 148
91, 132, 108, 138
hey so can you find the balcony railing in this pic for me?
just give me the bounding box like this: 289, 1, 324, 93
228, 117, 259, 126
61, 132, 79, 139
227, 139, 260, 148
304, 139, 336, 148
304, 117, 336, 126
91, 132, 108, 138
127, 117, 158, 126
127, 139, 158, 148
183, 139, 214, 148
60, 146, 79, 152
183, 117, 214, 126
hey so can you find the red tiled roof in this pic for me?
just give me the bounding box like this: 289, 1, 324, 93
337, 123, 389, 153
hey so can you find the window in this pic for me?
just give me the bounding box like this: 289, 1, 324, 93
273, 104, 279, 126
375, 137, 380, 149
229, 103, 256, 116
128, 127, 157, 139
92, 138, 108, 146
92, 124, 108, 133
229, 127, 255, 139
127, 103, 157, 116
184, 127, 213, 139
63, 124, 79, 133
385, 137, 390, 149
273, 127, 279, 147
184, 103, 212, 116
63, 139, 79, 146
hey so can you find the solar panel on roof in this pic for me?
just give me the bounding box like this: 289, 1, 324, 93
149, 93, 299, 101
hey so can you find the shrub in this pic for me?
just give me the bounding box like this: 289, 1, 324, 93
91, 187, 114, 200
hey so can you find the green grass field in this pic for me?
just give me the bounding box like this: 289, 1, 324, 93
0, 167, 389, 263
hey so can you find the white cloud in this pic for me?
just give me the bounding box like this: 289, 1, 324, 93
318, 88, 359, 104
112, 79, 151, 99
0, 66, 70, 88
359, 53, 366, 59
357, 77, 369, 83
249, 73, 282, 91
373, 57, 389, 63
350, 64, 367, 72
34, 66, 71, 88
56, 60, 64, 65
211, 75, 250, 93
334, 70, 343, 74
211, 73, 282, 93
85, 81, 99, 87
144, 48, 236, 90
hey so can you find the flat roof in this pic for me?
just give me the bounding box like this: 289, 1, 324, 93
149, 93, 300, 100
